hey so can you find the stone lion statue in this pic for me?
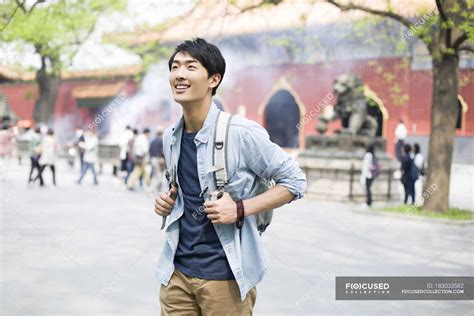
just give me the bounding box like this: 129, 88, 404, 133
317, 73, 378, 137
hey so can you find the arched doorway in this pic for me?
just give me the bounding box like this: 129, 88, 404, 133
364, 86, 389, 137
258, 77, 306, 149
0, 92, 18, 124
367, 99, 383, 137
264, 89, 300, 148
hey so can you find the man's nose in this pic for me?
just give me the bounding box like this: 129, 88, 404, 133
175, 66, 186, 79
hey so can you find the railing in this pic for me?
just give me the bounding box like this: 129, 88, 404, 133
302, 164, 397, 201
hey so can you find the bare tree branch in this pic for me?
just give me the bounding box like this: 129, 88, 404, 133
14, 0, 45, 13
458, 41, 474, 53
453, 33, 468, 49
14, 0, 26, 13
0, 4, 21, 31
232, 0, 284, 13
326, 0, 413, 30
436, 0, 453, 48
435, 0, 448, 22
28, 0, 45, 13
2, 0, 46, 31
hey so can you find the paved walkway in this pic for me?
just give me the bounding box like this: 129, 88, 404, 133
1, 161, 473, 315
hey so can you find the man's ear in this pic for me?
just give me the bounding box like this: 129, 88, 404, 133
208, 73, 222, 89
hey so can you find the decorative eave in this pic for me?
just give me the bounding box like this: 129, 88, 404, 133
72, 82, 125, 99
0, 65, 143, 83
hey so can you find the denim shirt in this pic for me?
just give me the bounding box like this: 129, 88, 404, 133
154, 102, 307, 301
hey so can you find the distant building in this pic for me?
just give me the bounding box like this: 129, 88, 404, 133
1, 0, 472, 163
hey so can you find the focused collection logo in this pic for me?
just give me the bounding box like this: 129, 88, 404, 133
345, 282, 390, 294
336, 277, 473, 300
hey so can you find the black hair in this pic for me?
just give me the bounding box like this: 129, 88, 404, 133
414, 143, 420, 154
143, 128, 150, 134
366, 143, 376, 160
168, 37, 226, 96
366, 143, 374, 153
403, 144, 412, 153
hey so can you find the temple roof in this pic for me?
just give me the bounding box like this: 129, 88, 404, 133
0, 65, 142, 82
105, 0, 436, 46
72, 82, 125, 99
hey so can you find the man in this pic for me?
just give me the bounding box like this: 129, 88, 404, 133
149, 128, 165, 192
77, 129, 99, 185
123, 128, 138, 184
400, 144, 417, 205
154, 38, 306, 315
74, 127, 85, 170
119, 125, 133, 174
27, 127, 42, 186
394, 119, 407, 162
127, 128, 151, 191
37, 128, 57, 187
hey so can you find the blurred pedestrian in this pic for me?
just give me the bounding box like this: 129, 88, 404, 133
413, 143, 424, 176
36, 128, 57, 187
119, 125, 133, 172
17, 123, 34, 165
27, 127, 42, 186
77, 129, 99, 185
124, 128, 138, 184
400, 144, 417, 204
0, 124, 15, 180
74, 127, 85, 171
149, 128, 165, 192
394, 119, 407, 162
0, 124, 15, 159
127, 128, 151, 191
413, 143, 425, 204
360, 143, 379, 207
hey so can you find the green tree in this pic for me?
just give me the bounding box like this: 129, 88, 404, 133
229, 0, 473, 213
0, 0, 127, 123
326, 0, 474, 213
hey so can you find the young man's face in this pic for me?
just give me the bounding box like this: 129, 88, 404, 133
169, 51, 221, 105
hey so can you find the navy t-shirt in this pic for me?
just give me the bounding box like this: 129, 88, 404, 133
173, 130, 235, 280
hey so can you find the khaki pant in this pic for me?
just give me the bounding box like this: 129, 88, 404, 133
127, 163, 151, 189
160, 269, 257, 315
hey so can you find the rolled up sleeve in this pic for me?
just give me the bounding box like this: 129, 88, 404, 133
242, 121, 307, 202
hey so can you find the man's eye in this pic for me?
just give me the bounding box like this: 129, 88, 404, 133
171, 65, 178, 70
188, 66, 196, 70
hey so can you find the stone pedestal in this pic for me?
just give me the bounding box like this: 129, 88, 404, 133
298, 134, 400, 202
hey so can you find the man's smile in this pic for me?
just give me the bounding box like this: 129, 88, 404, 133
174, 84, 191, 93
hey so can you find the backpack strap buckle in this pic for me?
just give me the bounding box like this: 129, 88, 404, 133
215, 141, 224, 150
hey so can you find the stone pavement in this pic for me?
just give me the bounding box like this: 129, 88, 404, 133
1, 160, 473, 315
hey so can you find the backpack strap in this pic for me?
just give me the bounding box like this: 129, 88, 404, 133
213, 110, 233, 190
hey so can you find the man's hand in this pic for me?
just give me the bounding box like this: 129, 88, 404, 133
154, 186, 177, 217
204, 192, 237, 224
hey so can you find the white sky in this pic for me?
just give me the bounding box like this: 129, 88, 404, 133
0, 0, 196, 71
